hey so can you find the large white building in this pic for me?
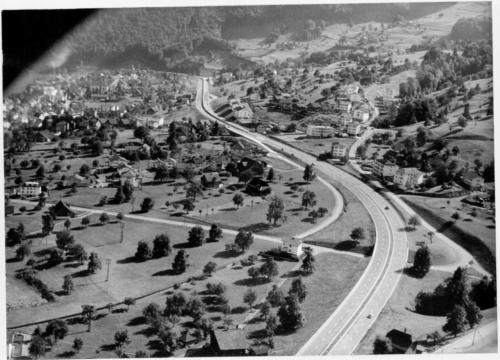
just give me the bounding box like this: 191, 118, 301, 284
393, 167, 425, 189
15, 182, 42, 197
347, 122, 362, 136
331, 142, 347, 158
306, 125, 335, 138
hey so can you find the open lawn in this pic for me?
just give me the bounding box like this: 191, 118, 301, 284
6, 216, 282, 327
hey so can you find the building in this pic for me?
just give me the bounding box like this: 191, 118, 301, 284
393, 167, 425, 189
386, 329, 413, 354
34, 130, 55, 143
332, 113, 352, 127
352, 109, 370, 123
462, 171, 484, 190
347, 122, 362, 136
49, 200, 76, 218
337, 100, 352, 113
331, 142, 347, 158
16, 182, 42, 197
306, 125, 335, 138
245, 177, 271, 196
8, 332, 31, 360
210, 329, 249, 356
372, 159, 399, 179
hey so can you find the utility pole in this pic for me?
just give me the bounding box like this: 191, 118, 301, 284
106, 258, 111, 282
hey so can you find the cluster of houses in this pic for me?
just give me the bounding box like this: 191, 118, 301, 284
372, 158, 426, 190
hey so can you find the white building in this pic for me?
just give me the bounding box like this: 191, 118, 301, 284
337, 100, 352, 113
352, 109, 370, 123
331, 142, 347, 158
347, 122, 362, 136
372, 159, 399, 179
393, 167, 425, 189
15, 182, 42, 197
332, 113, 352, 127
306, 125, 335, 138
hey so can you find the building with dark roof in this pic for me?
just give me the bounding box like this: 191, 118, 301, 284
210, 329, 249, 356
49, 200, 76, 218
386, 329, 413, 354
245, 177, 271, 196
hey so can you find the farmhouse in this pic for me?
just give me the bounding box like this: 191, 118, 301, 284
462, 170, 484, 190
372, 159, 398, 179
209, 329, 249, 356
245, 177, 271, 196
49, 200, 76, 218
393, 167, 425, 189
7, 332, 31, 360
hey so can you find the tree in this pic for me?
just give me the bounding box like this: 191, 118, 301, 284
172, 250, 189, 274
114, 330, 131, 351
266, 196, 285, 225
45, 319, 68, 343
185, 295, 205, 321
135, 350, 148, 358
301, 191, 316, 210
87, 252, 102, 273
234, 230, 254, 252
265, 314, 278, 337
186, 183, 203, 201
277, 294, 304, 331
373, 336, 392, 354
16, 243, 31, 260
49, 248, 64, 265
350, 227, 365, 242
29, 335, 47, 359
113, 185, 125, 204
412, 245, 431, 278
243, 289, 257, 309
134, 126, 150, 142
470, 276, 496, 310
81, 216, 90, 228
447, 267, 470, 307
408, 215, 421, 229
42, 213, 54, 236
443, 305, 467, 337
143, 303, 162, 324
267, 168, 275, 182
79, 164, 90, 177
248, 266, 261, 281
136, 241, 152, 261
300, 246, 315, 275
289, 277, 307, 303
182, 199, 195, 214
260, 257, 279, 281
232, 193, 244, 209
187, 226, 205, 247
123, 181, 134, 202
81, 305, 95, 332
72, 244, 88, 265
124, 297, 136, 311
153, 234, 171, 258
203, 261, 217, 276
464, 299, 483, 329
73, 338, 83, 353
158, 327, 178, 355
56, 230, 75, 251
7, 227, 23, 246
36, 165, 45, 179
141, 197, 154, 212
451, 212, 460, 222
208, 224, 223, 242
267, 284, 285, 307
62, 275, 74, 294
99, 212, 110, 225
303, 164, 316, 183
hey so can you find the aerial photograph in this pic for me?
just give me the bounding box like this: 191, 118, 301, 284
2, 1, 497, 358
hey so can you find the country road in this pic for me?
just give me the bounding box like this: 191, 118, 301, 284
196, 78, 409, 355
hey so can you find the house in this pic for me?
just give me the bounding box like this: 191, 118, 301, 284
306, 125, 335, 138
372, 159, 399, 179
210, 329, 249, 356
352, 109, 370, 123
55, 121, 69, 134
236, 157, 267, 176
386, 329, 413, 354
393, 167, 425, 189
8, 332, 31, 360
64, 174, 92, 188
462, 171, 484, 190
337, 99, 352, 113
245, 177, 271, 196
347, 122, 362, 136
332, 113, 351, 127
49, 200, 76, 218
331, 142, 347, 158
119, 168, 142, 188
16, 182, 42, 197
34, 130, 55, 143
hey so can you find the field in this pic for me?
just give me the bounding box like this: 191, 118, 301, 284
6, 215, 285, 328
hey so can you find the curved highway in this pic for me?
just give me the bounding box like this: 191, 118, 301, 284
196, 78, 409, 355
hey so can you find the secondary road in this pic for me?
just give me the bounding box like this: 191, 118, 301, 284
196, 78, 409, 355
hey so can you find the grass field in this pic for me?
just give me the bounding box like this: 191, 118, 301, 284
6, 216, 282, 327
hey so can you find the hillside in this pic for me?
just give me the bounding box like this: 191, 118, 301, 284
54, 3, 455, 73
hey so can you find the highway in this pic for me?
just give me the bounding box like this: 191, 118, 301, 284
196, 78, 410, 355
